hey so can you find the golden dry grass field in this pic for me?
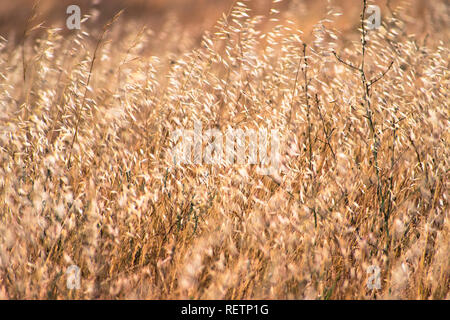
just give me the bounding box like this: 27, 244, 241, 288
0, 0, 448, 299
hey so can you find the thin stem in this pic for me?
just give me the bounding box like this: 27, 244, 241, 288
67, 10, 124, 168
303, 44, 313, 172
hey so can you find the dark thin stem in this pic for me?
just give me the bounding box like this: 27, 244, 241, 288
332, 51, 359, 71
369, 61, 394, 87
289, 48, 303, 123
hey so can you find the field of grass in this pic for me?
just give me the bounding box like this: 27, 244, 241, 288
0, 0, 448, 299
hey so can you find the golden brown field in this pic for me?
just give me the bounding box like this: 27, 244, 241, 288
0, 0, 448, 299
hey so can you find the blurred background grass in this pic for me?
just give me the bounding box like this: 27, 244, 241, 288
1, 0, 446, 46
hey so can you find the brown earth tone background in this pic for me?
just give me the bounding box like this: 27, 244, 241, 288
1, 0, 447, 45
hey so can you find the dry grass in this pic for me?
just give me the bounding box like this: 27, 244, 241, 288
0, 0, 448, 299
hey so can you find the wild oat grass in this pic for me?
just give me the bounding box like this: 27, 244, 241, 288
0, 0, 448, 299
